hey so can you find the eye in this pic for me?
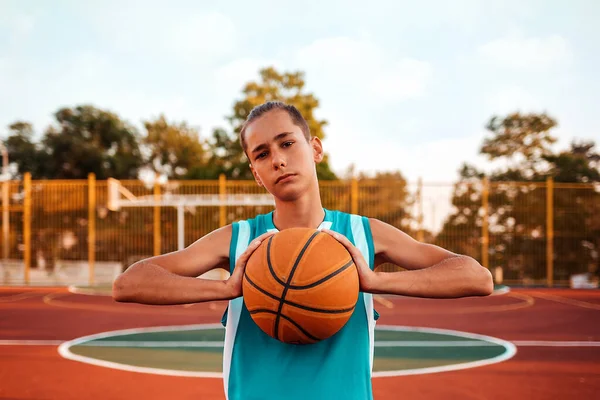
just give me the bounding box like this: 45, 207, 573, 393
255, 151, 268, 160
282, 141, 294, 148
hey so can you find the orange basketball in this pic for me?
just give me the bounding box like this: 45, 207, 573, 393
242, 227, 359, 345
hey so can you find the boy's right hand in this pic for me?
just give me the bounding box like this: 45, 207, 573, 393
224, 231, 276, 299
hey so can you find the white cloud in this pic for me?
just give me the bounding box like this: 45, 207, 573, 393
90, 8, 237, 65
325, 120, 480, 183
65, 52, 111, 80
479, 33, 571, 69
295, 36, 433, 103
370, 59, 433, 101
214, 58, 283, 98
396, 118, 425, 137
163, 12, 236, 61
484, 85, 542, 115
297, 37, 380, 71
10, 14, 35, 36
0, 12, 36, 46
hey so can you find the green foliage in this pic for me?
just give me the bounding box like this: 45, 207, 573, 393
4, 106, 144, 179
544, 141, 600, 183
4, 122, 49, 178
143, 115, 207, 179
44, 106, 144, 179
209, 66, 337, 180
436, 112, 600, 283
482, 112, 557, 161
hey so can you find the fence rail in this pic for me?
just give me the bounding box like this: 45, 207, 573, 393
1, 173, 598, 288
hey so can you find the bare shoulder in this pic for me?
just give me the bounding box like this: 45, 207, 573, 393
143, 224, 233, 277
368, 218, 455, 270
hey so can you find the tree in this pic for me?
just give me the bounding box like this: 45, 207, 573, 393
143, 115, 207, 180
358, 171, 413, 233
41, 105, 143, 179
208, 67, 338, 180
434, 163, 486, 261
482, 113, 557, 159
436, 112, 600, 284
3, 122, 50, 178
201, 127, 251, 179
544, 141, 600, 281
544, 140, 600, 183
2, 107, 145, 272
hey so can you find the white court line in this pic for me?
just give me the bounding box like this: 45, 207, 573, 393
375, 341, 503, 347
76, 341, 225, 348
4, 338, 600, 348
58, 324, 225, 379
56, 324, 519, 378
513, 340, 600, 347
491, 286, 511, 296
67, 285, 107, 296
66, 340, 506, 348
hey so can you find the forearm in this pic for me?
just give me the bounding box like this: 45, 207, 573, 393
370, 256, 493, 298
113, 261, 233, 305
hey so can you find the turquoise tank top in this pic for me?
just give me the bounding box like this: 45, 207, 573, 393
222, 209, 378, 400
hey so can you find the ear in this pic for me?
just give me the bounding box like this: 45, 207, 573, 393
311, 137, 324, 163
250, 164, 264, 187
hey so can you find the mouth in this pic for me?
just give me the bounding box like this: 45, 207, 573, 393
275, 173, 296, 184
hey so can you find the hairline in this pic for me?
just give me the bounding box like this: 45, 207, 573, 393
240, 108, 311, 157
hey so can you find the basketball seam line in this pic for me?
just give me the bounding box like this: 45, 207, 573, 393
244, 273, 355, 314
267, 237, 355, 290
275, 231, 320, 340
288, 258, 354, 290
248, 309, 320, 341
266, 236, 286, 287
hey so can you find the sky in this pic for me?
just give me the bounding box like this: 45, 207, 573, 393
1, 0, 599, 187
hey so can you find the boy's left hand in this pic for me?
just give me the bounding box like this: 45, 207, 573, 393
322, 229, 380, 293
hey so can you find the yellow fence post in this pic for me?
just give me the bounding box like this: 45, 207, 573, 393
481, 177, 489, 270
219, 174, 226, 227
546, 176, 554, 287
153, 181, 161, 256
2, 179, 9, 261
351, 178, 358, 215
417, 178, 424, 242
23, 172, 31, 284
88, 173, 96, 286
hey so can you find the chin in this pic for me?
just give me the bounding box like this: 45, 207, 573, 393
276, 189, 303, 202
271, 184, 305, 202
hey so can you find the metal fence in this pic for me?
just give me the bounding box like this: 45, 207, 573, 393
1, 173, 598, 287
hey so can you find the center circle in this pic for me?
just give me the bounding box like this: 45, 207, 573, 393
58, 324, 516, 378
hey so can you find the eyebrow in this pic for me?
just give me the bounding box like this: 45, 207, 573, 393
250, 132, 294, 155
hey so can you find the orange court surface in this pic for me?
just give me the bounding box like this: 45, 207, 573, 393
1, 286, 599, 400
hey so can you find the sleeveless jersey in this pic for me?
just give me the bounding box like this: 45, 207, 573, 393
221, 209, 378, 400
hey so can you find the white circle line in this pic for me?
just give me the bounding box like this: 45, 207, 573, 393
58, 324, 226, 379
371, 325, 516, 377
59, 324, 517, 378
69, 340, 503, 348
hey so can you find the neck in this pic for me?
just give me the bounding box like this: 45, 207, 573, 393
272, 188, 324, 231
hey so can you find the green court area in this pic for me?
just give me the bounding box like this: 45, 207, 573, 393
62, 325, 515, 377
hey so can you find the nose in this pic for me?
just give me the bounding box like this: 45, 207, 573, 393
272, 152, 286, 170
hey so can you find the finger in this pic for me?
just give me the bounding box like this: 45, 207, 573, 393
255, 230, 277, 243
322, 229, 356, 253
322, 229, 368, 266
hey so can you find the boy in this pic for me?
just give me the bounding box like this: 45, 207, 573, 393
113, 101, 493, 400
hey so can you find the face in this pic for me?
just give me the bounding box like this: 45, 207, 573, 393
245, 110, 324, 201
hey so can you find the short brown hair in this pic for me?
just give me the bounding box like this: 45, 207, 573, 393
239, 101, 311, 154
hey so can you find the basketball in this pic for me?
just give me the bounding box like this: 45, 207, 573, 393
242, 227, 359, 345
